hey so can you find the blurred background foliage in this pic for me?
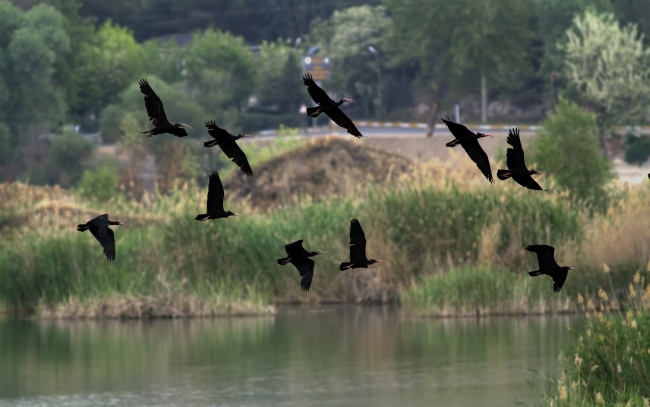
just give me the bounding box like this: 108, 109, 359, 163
2, 0, 650, 199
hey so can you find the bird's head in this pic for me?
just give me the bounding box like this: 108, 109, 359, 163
237, 133, 253, 139
477, 132, 494, 139
340, 98, 356, 105
176, 122, 193, 129
109, 220, 125, 226
227, 211, 240, 218
369, 259, 383, 265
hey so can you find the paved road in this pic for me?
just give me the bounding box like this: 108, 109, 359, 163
258, 125, 536, 138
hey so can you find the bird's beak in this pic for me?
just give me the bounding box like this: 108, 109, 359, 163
538, 171, 546, 175
344, 98, 356, 104
232, 212, 240, 217
570, 267, 577, 271
377, 259, 383, 262
321, 251, 329, 255
243, 134, 253, 137
119, 222, 125, 226
181, 123, 193, 129
485, 134, 494, 139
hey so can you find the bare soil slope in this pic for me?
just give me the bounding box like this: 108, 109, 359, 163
224, 137, 413, 210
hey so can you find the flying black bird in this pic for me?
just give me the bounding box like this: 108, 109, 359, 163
195, 171, 240, 221
526, 244, 576, 293
277, 240, 328, 291
442, 117, 495, 183
77, 214, 124, 261
339, 218, 382, 270
497, 128, 545, 190
203, 121, 254, 177
302, 73, 362, 138
139, 78, 192, 137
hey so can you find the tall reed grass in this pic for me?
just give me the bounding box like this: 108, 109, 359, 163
3, 140, 650, 318
540, 271, 650, 406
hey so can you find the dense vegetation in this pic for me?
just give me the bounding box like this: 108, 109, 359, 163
3, 0, 650, 185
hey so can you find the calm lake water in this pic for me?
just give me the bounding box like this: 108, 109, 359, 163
0, 306, 577, 407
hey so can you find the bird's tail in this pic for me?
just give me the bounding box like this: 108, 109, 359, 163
195, 214, 211, 221
529, 270, 542, 277
76, 224, 89, 232
445, 138, 461, 148
497, 170, 512, 180
277, 257, 291, 265
204, 139, 219, 148
306, 107, 321, 117
339, 262, 353, 271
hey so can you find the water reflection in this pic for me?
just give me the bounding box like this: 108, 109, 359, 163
0, 306, 576, 406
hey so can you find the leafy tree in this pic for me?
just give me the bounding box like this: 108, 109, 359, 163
74, 20, 146, 121
255, 40, 302, 112
311, 5, 390, 119
560, 11, 650, 136
185, 29, 255, 125
384, 0, 533, 129
98, 76, 209, 143
77, 165, 119, 202
610, 0, 650, 44
79, 0, 381, 43
530, 98, 612, 204
0, 2, 70, 136
44, 130, 96, 187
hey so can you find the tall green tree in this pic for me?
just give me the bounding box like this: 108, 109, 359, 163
530, 98, 612, 205
0, 1, 69, 135
310, 5, 390, 119
74, 20, 146, 122
185, 29, 254, 125
384, 0, 533, 130
560, 11, 650, 138
255, 40, 302, 112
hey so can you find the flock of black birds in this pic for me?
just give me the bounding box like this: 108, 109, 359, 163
77, 74, 575, 293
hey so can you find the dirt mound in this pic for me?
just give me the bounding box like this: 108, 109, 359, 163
224, 137, 413, 210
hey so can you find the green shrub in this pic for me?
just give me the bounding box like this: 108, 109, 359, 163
530, 98, 613, 206
624, 133, 650, 166
77, 166, 120, 202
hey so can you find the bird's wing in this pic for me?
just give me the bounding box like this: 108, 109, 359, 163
461, 140, 495, 183
441, 117, 475, 142
139, 79, 169, 126
327, 107, 363, 138
219, 142, 254, 177
104, 228, 116, 261
206, 171, 225, 214
292, 258, 315, 291
552, 270, 568, 293
512, 175, 544, 191
302, 73, 333, 105
205, 120, 232, 140
285, 240, 309, 258
349, 218, 368, 262
88, 214, 109, 240
525, 245, 559, 268
506, 128, 526, 170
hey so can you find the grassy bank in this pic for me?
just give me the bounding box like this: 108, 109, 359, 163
400, 266, 572, 317
3, 142, 650, 318
540, 273, 650, 406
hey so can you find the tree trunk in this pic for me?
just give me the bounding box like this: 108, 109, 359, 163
481, 73, 487, 123
426, 102, 439, 137
427, 81, 447, 137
